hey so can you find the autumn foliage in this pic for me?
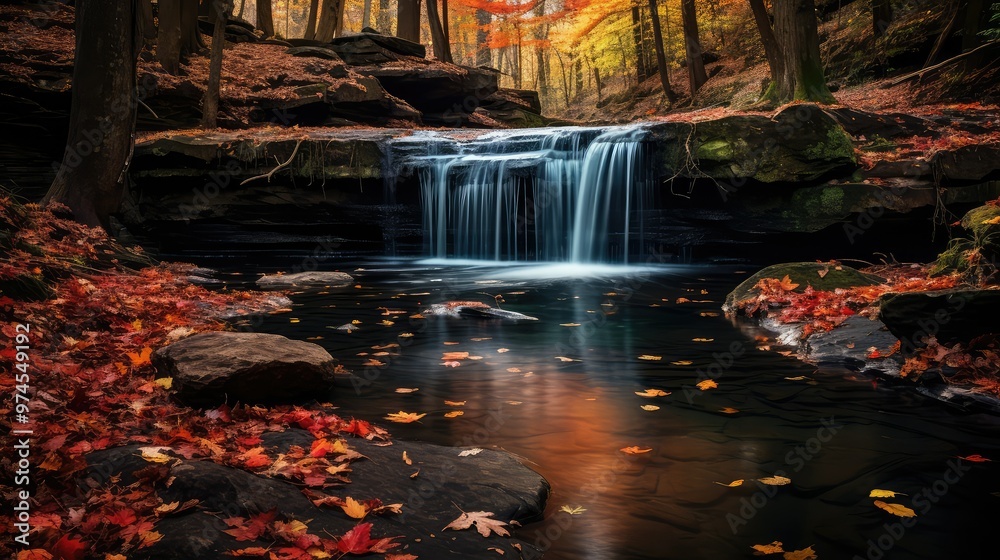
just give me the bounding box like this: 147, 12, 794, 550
0, 199, 402, 558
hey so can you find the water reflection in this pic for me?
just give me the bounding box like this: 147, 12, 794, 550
254, 262, 1000, 560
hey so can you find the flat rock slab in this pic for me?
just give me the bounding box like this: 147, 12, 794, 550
725, 262, 884, 313
256, 270, 354, 288
152, 332, 340, 406
83, 432, 548, 559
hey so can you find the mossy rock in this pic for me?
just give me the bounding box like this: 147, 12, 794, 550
724, 262, 885, 313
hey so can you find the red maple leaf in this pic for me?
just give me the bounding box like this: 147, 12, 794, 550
52, 534, 86, 560
223, 509, 276, 542
336, 523, 400, 555
104, 508, 138, 527
343, 419, 371, 438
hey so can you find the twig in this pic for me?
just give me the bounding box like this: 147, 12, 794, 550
885, 40, 999, 87
137, 98, 159, 119
240, 139, 304, 185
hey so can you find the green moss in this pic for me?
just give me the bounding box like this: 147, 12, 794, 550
930, 204, 1000, 280
698, 139, 735, 160
803, 125, 856, 164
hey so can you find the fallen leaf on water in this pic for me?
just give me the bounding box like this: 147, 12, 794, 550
400, 332, 414, 338
506, 367, 521, 373
443, 341, 460, 346
289, 318, 300, 324
696, 380, 718, 391
560, 323, 581, 327
635, 389, 670, 397
714, 479, 744, 487
778, 275, 800, 291
784, 376, 808, 381
873, 500, 916, 517
676, 297, 691, 304
497, 348, 509, 353
560, 505, 586, 515
958, 454, 992, 463
379, 320, 395, 326
640, 405, 660, 411
783, 546, 817, 560
471, 337, 492, 341
719, 407, 740, 414
445, 511, 510, 538
758, 475, 791, 486
700, 312, 720, 317
442, 361, 461, 368
384, 411, 426, 424
506, 400, 522, 405
395, 388, 419, 394
402, 451, 412, 465
638, 354, 662, 361
620, 446, 653, 455
444, 400, 466, 407
459, 448, 484, 457
341, 497, 368, 519
672, 360, 693, 366
692, 337, 715, 342
444, 411, 464, 418
488, 547, 505, 555
443, 351, 470, 361
554, 356, 579, 362
869, 489, 906, 498
363, 359, 385, 367
751, 541, 784, 554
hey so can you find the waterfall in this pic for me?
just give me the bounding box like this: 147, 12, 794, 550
397, 125, 653, 264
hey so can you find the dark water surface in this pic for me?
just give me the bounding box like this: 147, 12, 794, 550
245, 261, 1000, 560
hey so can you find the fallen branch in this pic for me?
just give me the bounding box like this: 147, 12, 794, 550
240, 139, 304, 185
885, 40, 999, 87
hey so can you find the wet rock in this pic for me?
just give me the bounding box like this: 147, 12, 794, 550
83, 433, 548, 559
932, 145, 1000, 182
256, 270, 354, 288
152, 332, 340, 406
354, 60, 499, 115
724, 262, 884, 314
878, 288, 1000, 347
286, 45, 343, 61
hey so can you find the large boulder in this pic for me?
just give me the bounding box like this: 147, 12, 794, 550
329, 32, 427, 64
353, 59, 500, 115
82, 432, 548, 559
932, 145, 1000, 182
724, 262, 884, 314
152, 332, 340, 406
878, 288, 1000, 347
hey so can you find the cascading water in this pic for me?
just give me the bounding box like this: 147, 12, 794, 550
395, 125, 654, 264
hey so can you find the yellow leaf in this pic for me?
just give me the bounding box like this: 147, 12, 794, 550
444, 400, 466, 406
341, 497, 368, 519
139, 447, 174, 463
869, 489, 906, 498
127, 347, 153, 367
402, 451, 412, 465
981, 216, 1000, 225
289, 318, 300, 324
131, 319, 143, 331
873, 500, 916, 518
153, 377, 173, 390
384, 411, 426, 423
783, 546, 817, 560
326, 464, 351, 475
560, 323, 581, 327
620, 446, 653, 455
672, 360, 693, 365
137, 530, 163, 548
719, 407, 740, 414
751, 541, 784, 554
395, 387, 419, 394
155, 501, 180, 514
692, 337, 715, 342
444, 411, 464, 418
758, 475, 792, 486
442, 351, 470, 361
351, 319, 362, 325
379, 320, 395, 326
635, 389, 670, 397
714, 479, 744, 487
640, 405, 660, 411
400, 332, 414, 338
696, 379, 718, 391
106, 555, 128, 560
778, 275, 800, 291
638, 355, 662, 361
497, 348, 510, 353
559, 505, 586, 515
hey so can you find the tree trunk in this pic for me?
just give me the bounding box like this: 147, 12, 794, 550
236, 0, 246, 19
534, 0, 549, 100
377, 0, 393, 34
963, 0, 986, 51
593, 64, 603, 98
573, 56, 584, 99
681, 0, 708, 94
398, 0, 422, 42
556, 49, 571, 107
648, 0, 676, 102
44, 0, 140, 228
181, 0, 204, 52
315, 0, 345, 42
748, 0, 784, 99
872, 0, 893, 39
475, 8, 491, 66
773, 0, 835, 103
202, 0, 232, 129
257, 0, 274, 38
141, 0, 156, 41
442, 0, 451, 46
305, 0, 319, 39
427, 0, 453, 62
363, 0, 373, 29
157, 0, 182, 74
632, 5, 649, 83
